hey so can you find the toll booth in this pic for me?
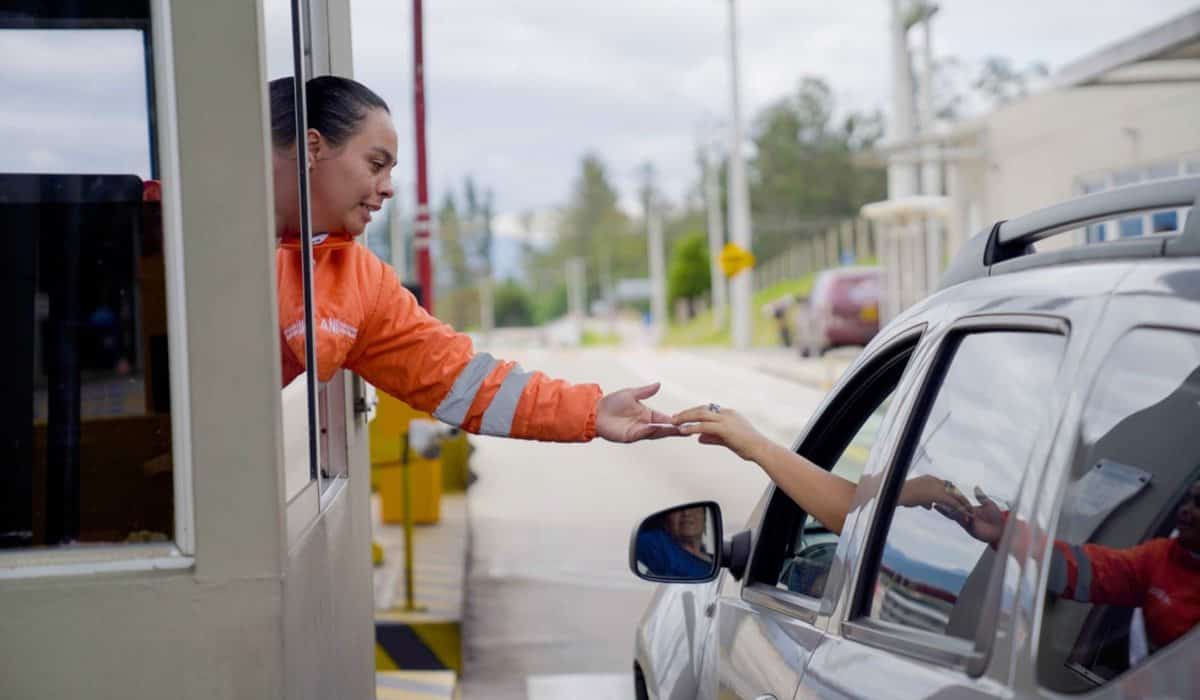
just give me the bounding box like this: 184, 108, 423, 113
0, 2, 377, 698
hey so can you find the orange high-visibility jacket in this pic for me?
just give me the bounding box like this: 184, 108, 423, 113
277, 233, 601, 441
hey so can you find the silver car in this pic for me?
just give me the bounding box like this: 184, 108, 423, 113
629, 177, 1200, 699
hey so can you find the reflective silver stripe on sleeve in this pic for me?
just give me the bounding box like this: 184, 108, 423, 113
1070, 544, 1093, 601
433, 353, 498, 428
1047, 548, 1068, 595
480, 364, 535, 437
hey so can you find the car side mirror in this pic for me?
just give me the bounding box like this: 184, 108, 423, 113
629, 501, 723, 584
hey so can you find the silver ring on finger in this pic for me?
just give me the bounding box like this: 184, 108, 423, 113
708, 402, 721, 414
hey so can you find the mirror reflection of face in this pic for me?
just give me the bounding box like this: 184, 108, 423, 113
666, 506, 707, 541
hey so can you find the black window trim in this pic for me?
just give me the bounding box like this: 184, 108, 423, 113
740, 324, 926, 620
841, 313, 1070, 677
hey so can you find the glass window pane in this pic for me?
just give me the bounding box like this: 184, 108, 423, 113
778, 394, 894, 598
266, 0, 323, 500
0, 4, 175, 548
1038, 330, 1200, 693
864, 332, 1064, 644
1086, 224, 1107, 244
1146, 163, 1178, 181
1118, 217, 1144, 238
1112, 169, 1141, 187
1150, 211, 1178, 234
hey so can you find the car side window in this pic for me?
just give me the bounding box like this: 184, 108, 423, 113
748, 334, 917, 600
857, 331, 1064, 649
1037, 329, 1200, 693
777, 394, 893, 598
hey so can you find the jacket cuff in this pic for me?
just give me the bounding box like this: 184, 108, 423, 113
581, 387, 601, 441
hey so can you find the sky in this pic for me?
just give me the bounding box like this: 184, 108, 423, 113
1, 1, 1196, 247
347, 0, 1200, 243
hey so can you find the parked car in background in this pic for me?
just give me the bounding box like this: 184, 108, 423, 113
795, 266, 881, 356
628, 177, 1200, 700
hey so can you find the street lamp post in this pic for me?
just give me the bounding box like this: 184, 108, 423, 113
725, 0, 753, 350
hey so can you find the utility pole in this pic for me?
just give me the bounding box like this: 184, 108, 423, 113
725, 0, 753, 350
387, 185, 407, 277
412, 0, 433, 312
479, 191, 495, 345
888, 0, 918, 199
641, 164, 668, 341
703, 134, 727, 328
918, 5, 943, 291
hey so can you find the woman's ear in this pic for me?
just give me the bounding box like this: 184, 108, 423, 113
306, 128, 322, 166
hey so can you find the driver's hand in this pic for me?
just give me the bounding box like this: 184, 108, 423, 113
671, 404, 769, 463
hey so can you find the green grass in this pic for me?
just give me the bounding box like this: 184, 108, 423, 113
581, 329, 622, 346
661, 272, 818, 348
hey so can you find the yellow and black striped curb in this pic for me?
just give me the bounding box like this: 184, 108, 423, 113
375, 620, 461, 673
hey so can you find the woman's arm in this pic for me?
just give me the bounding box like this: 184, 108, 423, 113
672, 405, 972, 535
672, 405, 857, 534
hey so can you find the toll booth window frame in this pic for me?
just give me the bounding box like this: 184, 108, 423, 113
0, 0, 195, 577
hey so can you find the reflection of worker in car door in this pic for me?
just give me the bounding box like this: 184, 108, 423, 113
944, 478, 1200, 652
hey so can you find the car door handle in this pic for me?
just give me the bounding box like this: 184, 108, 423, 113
753, 695, 777, 700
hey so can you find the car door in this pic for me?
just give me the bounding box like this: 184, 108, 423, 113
706, 324, 927, 700
1017, 261, 1200, 699
797, 314, 1075, 699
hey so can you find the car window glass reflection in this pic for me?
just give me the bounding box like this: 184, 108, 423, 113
1038, 329, 1200, 693
866, 332, 1064, 642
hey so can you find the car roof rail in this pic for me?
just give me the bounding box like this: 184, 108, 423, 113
939, 175, 1200, 290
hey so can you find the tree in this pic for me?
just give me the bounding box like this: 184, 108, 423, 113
493, 279, 534, 327
532, 154, 642, 312
747, 76, 887, 261
972, 57, 1049, 108
666, 231, 711, 318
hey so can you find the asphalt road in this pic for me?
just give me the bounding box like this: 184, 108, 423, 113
458, 344, 828, 700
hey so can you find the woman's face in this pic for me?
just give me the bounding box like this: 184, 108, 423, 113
278, 107, 397, 236
666, 507, 707, 541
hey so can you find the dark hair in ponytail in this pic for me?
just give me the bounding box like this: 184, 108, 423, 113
269, 75, 390, 149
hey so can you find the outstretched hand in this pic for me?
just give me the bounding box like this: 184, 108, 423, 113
596, 382, 681, 443
671, 403, 770, 463
933, 486, 1005, 546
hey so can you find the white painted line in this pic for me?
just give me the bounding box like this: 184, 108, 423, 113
526, 673, 632, 700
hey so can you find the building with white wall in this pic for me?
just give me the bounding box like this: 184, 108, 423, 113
873, 8, 1200, 320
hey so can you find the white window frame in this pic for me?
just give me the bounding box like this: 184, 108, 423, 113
1075, 154, 1199, 244
0, 0, 195, 579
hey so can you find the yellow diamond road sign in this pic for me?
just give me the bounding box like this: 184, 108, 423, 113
718, 242, 755, 278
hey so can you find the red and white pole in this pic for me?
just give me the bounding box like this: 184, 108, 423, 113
412, 0, 433, 312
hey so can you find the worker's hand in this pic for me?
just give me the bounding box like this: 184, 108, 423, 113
671, 404, 769, 463
934, 487, 1006, 547
898, 475, 972, 513
596, 382, 681, 443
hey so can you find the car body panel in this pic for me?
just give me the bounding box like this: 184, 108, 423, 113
635, 231, 1200, 699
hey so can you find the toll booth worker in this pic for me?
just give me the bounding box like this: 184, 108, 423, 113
271, 76, 677, 443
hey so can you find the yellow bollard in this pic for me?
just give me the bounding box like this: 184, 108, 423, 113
400, 433, 425, 612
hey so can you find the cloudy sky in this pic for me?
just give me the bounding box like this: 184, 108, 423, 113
2, 1, 1195, 244
347, 0, 1199, 239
